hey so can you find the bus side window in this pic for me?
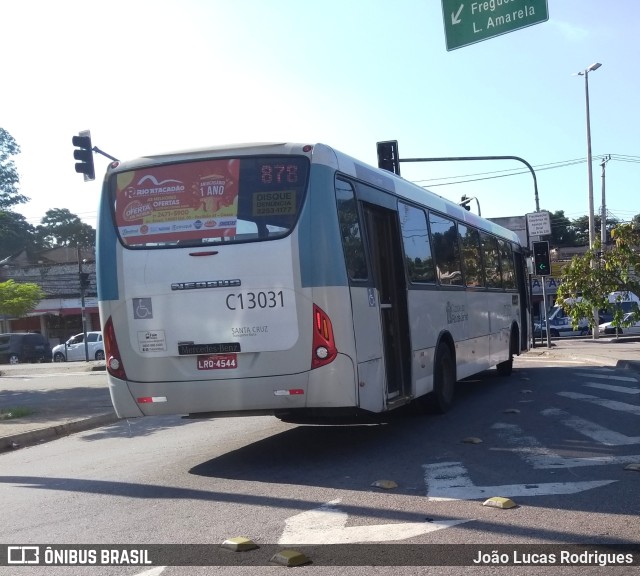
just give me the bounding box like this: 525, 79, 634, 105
458, 224, 484, 287
428, 212, 463, 286
335, 180, 368, 280
481, 233, 502, 289
398, 202, 436, 284
499, 240, 517, 289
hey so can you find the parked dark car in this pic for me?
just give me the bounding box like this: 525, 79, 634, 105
0, 332, 52, 364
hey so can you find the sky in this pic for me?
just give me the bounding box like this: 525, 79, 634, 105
2, 0, 639, 230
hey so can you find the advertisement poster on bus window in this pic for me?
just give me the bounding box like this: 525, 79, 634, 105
115, 159, 240, 245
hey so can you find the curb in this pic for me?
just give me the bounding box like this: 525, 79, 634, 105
1, 413, 120, 454
524, 349, 617, 366
616, 359, 640, 372
527, 353, 640, 373
0, 362, 106, 378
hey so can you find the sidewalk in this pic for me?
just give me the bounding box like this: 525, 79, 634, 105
0, 361, 117, 453
1, 336, 639, 453
527, 334, 640, 371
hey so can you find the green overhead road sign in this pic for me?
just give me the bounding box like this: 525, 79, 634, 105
442, 0, 549, 51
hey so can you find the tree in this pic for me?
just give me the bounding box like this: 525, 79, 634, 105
0, 211, 38, 260
570, 215, 590, 246
569, 214, 619, 247
556, 223, 640, 331
35, 208, 96, 247
549, 210, 577, 247
0, 128, 28, 209
0, 279, 44, 319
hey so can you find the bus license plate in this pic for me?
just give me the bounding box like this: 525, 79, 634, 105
197, 354, 238, 370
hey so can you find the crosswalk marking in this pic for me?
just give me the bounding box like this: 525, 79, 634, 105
584, 382, 640, 394
491, 422, 640, 468
541, 407, 640, 445
575, 371, 638, 383
558, 391, 640, 415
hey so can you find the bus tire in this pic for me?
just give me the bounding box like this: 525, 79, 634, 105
496, 353, 512, 377
431, 343, 456, 414
496, 330, 516, 377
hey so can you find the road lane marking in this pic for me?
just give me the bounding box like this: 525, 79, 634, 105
542, 407, 640, 445
131, 568, 166, 576
574, 372, 638, 382
491, 422, 640, 468
584, 382, 640, 394
558, 392, 640, 415
423, 461, 614, 501
279, 499, 469, 544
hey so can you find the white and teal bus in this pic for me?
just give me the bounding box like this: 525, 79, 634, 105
96, 143, 530, 421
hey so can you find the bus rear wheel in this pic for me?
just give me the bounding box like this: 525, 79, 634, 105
431, 344, 456, 414
496, 330, 516, 377
496, 354, 513, 376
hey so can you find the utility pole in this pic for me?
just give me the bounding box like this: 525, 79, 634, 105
600, 155, 611, 249
77, 246, 89, 361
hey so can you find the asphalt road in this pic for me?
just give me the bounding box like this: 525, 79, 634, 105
1, 352, 639, 574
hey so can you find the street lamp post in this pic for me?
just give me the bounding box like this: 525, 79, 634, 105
577, 62, 602, 338
577, 62, 601, 251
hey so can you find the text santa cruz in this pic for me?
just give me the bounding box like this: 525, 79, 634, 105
471, 0, 537, 32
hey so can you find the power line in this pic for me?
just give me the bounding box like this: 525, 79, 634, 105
412, 156, 594, 184
410, 154, 639, 188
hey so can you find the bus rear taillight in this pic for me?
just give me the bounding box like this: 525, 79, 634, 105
312, 304, 337, 369
104, 316, 128, 380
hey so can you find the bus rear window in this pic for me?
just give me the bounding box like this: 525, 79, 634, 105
110, 156, 309, 247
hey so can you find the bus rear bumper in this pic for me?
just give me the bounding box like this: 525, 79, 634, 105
108, 378, 145, 418
106, 355, 356, 418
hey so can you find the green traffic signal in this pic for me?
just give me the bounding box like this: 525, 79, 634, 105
532, 241, 551, 276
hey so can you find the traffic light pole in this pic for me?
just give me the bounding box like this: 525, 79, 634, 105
398, 155, 540, 213
92, 146, 119, 163
540, 276, 551, 349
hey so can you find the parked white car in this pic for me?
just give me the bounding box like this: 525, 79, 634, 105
599, 313, 640, 336
52, 332, 105, 362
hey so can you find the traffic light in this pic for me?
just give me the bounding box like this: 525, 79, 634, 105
460, 195, 471, 211
376, 140, 400, 175
79, 272, 90, 290
72, 131, 95, 181
532, 241, 551, 276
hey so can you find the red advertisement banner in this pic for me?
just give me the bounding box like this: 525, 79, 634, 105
115, 159, 240, 245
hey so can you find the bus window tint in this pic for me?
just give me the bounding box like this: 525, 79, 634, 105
429, 212, 463, 286
458, 224, 484, 287
499, 240, 517, 289
399, 202, 435, 284
481, 233, 502, 288
336, 180, 368, 280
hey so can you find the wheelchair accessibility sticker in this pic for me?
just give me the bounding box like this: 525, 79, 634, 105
133, 298, 153, 319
